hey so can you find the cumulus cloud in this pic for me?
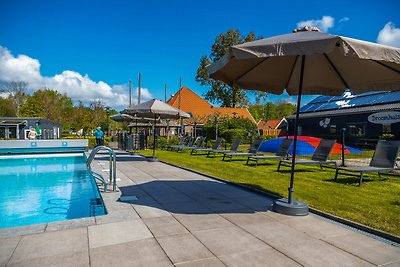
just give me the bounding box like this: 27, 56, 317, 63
297, 16, 335, 33
377, 22, 400, 48
0, 46, 153, 109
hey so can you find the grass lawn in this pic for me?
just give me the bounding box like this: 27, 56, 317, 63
138, 148, 400, 236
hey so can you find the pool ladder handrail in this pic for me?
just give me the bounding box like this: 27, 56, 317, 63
87, 146, 117, 191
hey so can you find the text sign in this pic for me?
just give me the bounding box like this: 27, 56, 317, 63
368, 111, 400, 124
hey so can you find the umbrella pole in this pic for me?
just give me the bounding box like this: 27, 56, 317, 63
273, 55, 308, 216
152, 114, 156, 158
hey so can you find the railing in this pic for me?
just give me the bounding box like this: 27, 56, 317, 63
87, 146, 117, 191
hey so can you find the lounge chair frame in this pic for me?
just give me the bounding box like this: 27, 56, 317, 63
223, 138, 263, 161
246, 139, 293, 167
277, 139, 337, 171
334, 140, 400, 186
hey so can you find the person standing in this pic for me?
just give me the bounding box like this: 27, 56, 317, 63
93, 127, 104, 147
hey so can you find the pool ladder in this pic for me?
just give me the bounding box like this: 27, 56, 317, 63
87, 146, 117, 191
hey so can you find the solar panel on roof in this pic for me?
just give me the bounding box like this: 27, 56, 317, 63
374, 91, 400, 104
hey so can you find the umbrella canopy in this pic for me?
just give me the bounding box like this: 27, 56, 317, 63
110, 113, 160, 123
207, 27, 400, 213
259, 136, 362, 155
123, 99, 191, 119
208, 28, 400, 95
122, 99, 190, 160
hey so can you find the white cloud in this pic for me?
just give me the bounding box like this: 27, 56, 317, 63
0, 46, 153, 109
339, 17, 349, 23
297, 16, 335, 33
377, 22, 400, 48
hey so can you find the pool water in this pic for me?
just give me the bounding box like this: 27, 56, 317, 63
0, 153, 106, 228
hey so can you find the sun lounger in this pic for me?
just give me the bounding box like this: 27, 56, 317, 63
169, 136, 193, 151
278, 139, 337, 171
223, 138, 263, 161
246, 139, 293, 167
207, 137, 242, 157
178, 136, 206, 152
166, 136, 186, 151
191, 137, 223, 155
334, 140, 400, 186
175, 137, 200, 152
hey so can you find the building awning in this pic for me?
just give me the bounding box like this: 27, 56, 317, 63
0, 118, 28, 127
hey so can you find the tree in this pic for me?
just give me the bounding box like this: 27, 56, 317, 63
196, 29, 262, 108
0, 98, 15, 116
0, 81, 28, 116
248, 101, 296, 122
20, 88, 74, 128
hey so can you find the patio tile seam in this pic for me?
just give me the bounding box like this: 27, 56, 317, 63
86, 225, 92, 267
217, 216, 305, 267
145, 227, 181, 266
173, 256, 225, 266
165, 212, 227, 264
5, 236, 22, 267
319, 238, 390, 266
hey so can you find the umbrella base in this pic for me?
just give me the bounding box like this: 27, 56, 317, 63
147, 157, 159, 162
273, 198, 308, 216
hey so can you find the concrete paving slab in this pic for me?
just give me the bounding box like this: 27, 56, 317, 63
219, 247, 301, 267
156, 233, 214, 264
229, 195, 274, 211
7, 251, 89, 267
193, 227, 269, 256
174, 257, 225, 267
0, 236, 20, 267
8, 228, 88, 266
132, 200, 172, 218
88, 220, 153, 249
143, 216, 189, 237
280, 214, 355, 239
242, 221, 374, 267
150, 192, 193, 204
90, 238, 172, 267
221, 211, 275, 226
323, 232, 400, 266
174, 213, 234, 231
198, 199, 249, 213
45, 217, 96, 232
0, 223, 46, 238
161, 201, 213, 215
95, 206, 140, 224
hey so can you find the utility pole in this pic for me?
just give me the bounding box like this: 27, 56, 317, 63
138, 73, 141, 105
129, 80, 132, 107
179, 77, 184, 135
164, 83, 167, 102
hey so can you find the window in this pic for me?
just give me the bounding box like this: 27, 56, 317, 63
348, 123, 366, 137
330, 125, 336, 134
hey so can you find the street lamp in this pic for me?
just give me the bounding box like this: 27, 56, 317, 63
233, 112, 237, 128
105, 106, 110, 136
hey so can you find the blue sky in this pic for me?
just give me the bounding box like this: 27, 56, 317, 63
0, 0, 399, 110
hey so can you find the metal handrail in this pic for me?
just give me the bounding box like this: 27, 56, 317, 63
87, 146, 117, 191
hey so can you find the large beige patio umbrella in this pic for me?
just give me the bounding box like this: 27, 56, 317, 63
123, 99, 190, 161
208, 27, 400, 215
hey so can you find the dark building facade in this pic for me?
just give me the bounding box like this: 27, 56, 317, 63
0, 117, 61, 140
287, 91, 400, 148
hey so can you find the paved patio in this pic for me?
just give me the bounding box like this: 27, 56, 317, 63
1, 151, 399, 267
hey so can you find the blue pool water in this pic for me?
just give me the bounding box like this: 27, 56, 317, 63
0, 153, 106, 228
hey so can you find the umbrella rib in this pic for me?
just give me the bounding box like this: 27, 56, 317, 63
284, 55, 299, 89
323, 53, 349, 89
233, 57, 271, 85
372, 60, 400, 74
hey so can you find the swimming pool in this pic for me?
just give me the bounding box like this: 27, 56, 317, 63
0, 153, 106, 228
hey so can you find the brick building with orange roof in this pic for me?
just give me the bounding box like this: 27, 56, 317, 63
167, 87, 256, 135
257, 118, 287, 137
